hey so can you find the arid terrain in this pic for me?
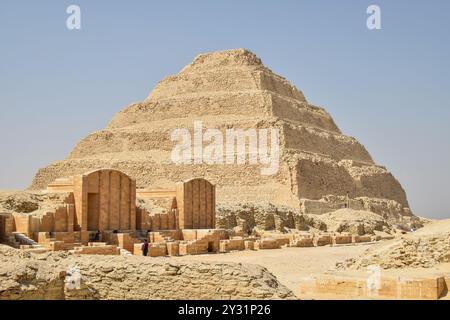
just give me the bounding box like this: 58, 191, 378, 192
173, 242, 372, 297
174, 220, 450, 300
1, 49, 448, 300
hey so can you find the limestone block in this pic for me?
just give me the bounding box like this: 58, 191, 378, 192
378, 278, 398, 297
192, 241, 209, 255
149, 244, 167, 257
48, 241, 66, 251
332, 234, 352, 245
12, 215, 31, 236
39, 213, 55, 233
298, 273, 447, 300
219, 240, 230, 253
55, 232, 75, 243
133, 243, 143, 256
74, 245, 120, 255
54, 207, 68, 232
291, 238, 314, 247
166, 242, 180, 256
4, 216, 15, 236
371, 235, 382, 242
398, 277, 446, 300
353, 235, 372, 243
37, 232, 49, 244
179, 243, 190, 256
244, 240, 255, 250
255, 238, 280, 250
182, 229, 197, 241
196, 229, 212, 239
116, 233, 136, 252
80, 231, 90, 245
88, 242, 108, 247
313, 234, 332, 246
274, 236, 291, 247
229, 239, 245, 251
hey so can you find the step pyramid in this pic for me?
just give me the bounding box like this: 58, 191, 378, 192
30, 49, 410, 215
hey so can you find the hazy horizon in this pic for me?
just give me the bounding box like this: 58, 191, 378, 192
1, 1, 449, 219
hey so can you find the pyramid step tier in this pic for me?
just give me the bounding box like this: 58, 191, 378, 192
109, 90, 339, 134
148, 67, 306, 102
69, 117, 373, 164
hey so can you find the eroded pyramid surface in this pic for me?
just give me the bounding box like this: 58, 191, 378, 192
30, 49, 411, 217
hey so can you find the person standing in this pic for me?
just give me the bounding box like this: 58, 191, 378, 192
141, 239, 149, 256
94, 230, 101, 242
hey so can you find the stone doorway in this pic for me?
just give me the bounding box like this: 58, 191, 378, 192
87, 193, 100, 231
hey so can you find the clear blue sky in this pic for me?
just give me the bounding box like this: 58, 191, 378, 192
1, 1, 449, 218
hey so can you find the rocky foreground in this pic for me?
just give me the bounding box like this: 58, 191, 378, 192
337, 219, 450, 270
0, 245, 295, 300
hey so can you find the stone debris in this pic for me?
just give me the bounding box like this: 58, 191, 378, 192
0, 244, 295, 300
336, 219, 450, 270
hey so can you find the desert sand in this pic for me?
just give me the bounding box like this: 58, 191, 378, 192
171, 243, 372, 297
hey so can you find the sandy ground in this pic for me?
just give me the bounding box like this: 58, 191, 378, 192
171, 243, 373, 297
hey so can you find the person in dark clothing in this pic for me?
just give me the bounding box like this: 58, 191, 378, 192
94, 230, 101, 241
141, 239, 149, 256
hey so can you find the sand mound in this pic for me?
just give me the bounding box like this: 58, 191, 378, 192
337, 219, 450, 270
0, 245, 294, 300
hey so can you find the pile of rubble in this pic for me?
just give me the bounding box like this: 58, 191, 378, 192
336, 219, 450, 270
0, 244, 295, 300
216, 203, 420, 237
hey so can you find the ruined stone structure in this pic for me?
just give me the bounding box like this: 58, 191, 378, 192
1, 168, 382, 258
137, 178, 216, 230
0, 244, 295, 300
0, 170, 223, 254
48, 169, 137, 232
29, 49, 412, 218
